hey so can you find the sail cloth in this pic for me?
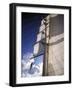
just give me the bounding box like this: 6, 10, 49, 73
34, 14, 64, 76
34, 20, 46, 56
48, 14, 64, 75
33, 42, 45, 56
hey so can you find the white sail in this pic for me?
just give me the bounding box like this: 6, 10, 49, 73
33, 14, 64, 76
36, 32, 45, 42
33, 43, 39, 55
39, 24, 45, 32
33, 42, 44, 56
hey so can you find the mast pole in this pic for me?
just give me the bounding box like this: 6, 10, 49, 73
42, 16, 50, 76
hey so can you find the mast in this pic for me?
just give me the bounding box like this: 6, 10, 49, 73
42, 16, 50, 76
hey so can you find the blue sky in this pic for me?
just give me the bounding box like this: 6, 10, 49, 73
22, 13, 47, 59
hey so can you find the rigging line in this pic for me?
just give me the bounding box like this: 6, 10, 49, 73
30, 53, 44, 60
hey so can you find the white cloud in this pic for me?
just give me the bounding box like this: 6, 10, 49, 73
21, 52, 43, 77
23, 52, 34, 63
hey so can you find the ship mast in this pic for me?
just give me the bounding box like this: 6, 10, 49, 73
42, 16, 50, 76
